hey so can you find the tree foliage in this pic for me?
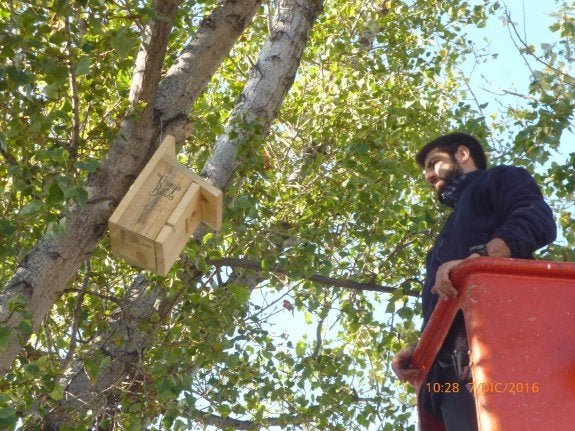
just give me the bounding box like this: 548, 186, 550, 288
0, 0, 573, 429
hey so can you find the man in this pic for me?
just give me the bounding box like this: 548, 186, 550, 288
392, 133, 556, 430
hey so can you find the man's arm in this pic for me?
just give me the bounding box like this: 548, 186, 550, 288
484, 237, 512, 257
486, 166, 556, 257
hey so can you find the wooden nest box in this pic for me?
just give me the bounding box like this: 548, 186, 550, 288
109, 135, 223, 276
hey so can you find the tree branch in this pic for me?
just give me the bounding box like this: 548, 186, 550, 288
128, 0, 180, 106
155, 0, 263, 124
505, 9, 575, 89
200, 0, 325, 190
311, 317, 324, 359
0, 145, 18, 165
192, 410, 303, 430
206, 257, 421, 297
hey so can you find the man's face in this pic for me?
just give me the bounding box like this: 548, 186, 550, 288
422, 148, 462, 194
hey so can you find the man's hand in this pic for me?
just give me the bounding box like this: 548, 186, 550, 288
392, 342, 420, 385
431, 259, 464, 301
431, 238, 512, 301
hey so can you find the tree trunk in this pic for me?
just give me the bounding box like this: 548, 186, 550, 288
0, 0, 261, 376
41, 0, 323, 427
202, 0, 324, 189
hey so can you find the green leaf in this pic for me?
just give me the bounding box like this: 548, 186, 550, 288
0, 327, 11, 352
0, 407, 17, 428
295, 340, 306, 357
17, 319, 32, 336
52, 0, 72, 14
7, 295, 27, 313
47, 181, 64, 205
230, 285, 250, 304
75, 186, 89, 206
6, 66, 31, 85
217, 403, 231, 418
202, 232, 214, 245
235, 195, 251, 209
74, 159, 100, 172
75, 57, 90, 76
261, 256, 275, 270
48, 383, 64, 401
84, 357, 99, 382
111, 28, 138, 58
20, 200, 43, 216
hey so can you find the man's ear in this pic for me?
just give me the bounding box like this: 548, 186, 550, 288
456, 145, 478, 171
456, 145, 471, 163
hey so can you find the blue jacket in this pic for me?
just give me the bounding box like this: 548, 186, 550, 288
422, 165, 557, 329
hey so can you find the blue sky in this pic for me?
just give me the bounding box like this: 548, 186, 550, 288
470, 0, 556, 90
465, 0, 572, 157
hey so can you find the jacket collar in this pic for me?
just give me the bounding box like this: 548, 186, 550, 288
439, 170, 483, 208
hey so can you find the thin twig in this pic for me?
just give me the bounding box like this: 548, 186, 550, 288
63, 262, 90, 367
505, 9, 575, 89
65, 16, 80, 160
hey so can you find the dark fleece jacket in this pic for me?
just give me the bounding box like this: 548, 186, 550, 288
422, 165, 557, 330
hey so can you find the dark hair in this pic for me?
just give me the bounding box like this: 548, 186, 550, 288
415, 132, 487, 170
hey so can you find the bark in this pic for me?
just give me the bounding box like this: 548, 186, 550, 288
154, 0, 261, 123
40, 0, 323, 428
0, 0, 261, 375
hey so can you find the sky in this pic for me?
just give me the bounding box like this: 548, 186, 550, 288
470, 0, 556, 89
464, 0, 573, 158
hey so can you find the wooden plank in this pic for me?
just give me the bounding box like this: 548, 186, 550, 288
109, 225, 157, 272
187, 171, 223, 231
114, 156, 194, 239
155, 183, 201, 276
108, 135, 176, 228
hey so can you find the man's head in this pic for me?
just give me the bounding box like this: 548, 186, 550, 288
416, 132, 487, 194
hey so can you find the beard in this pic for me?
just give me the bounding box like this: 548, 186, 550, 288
436, 163, 465, 206
437, 165, 463, 194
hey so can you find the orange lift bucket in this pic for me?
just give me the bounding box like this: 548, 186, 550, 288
410, 257, 575, 431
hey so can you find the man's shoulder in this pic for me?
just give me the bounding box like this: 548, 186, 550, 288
475, 165, 541, 197
483, 165, 533, 181
487, 164, 528, 173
